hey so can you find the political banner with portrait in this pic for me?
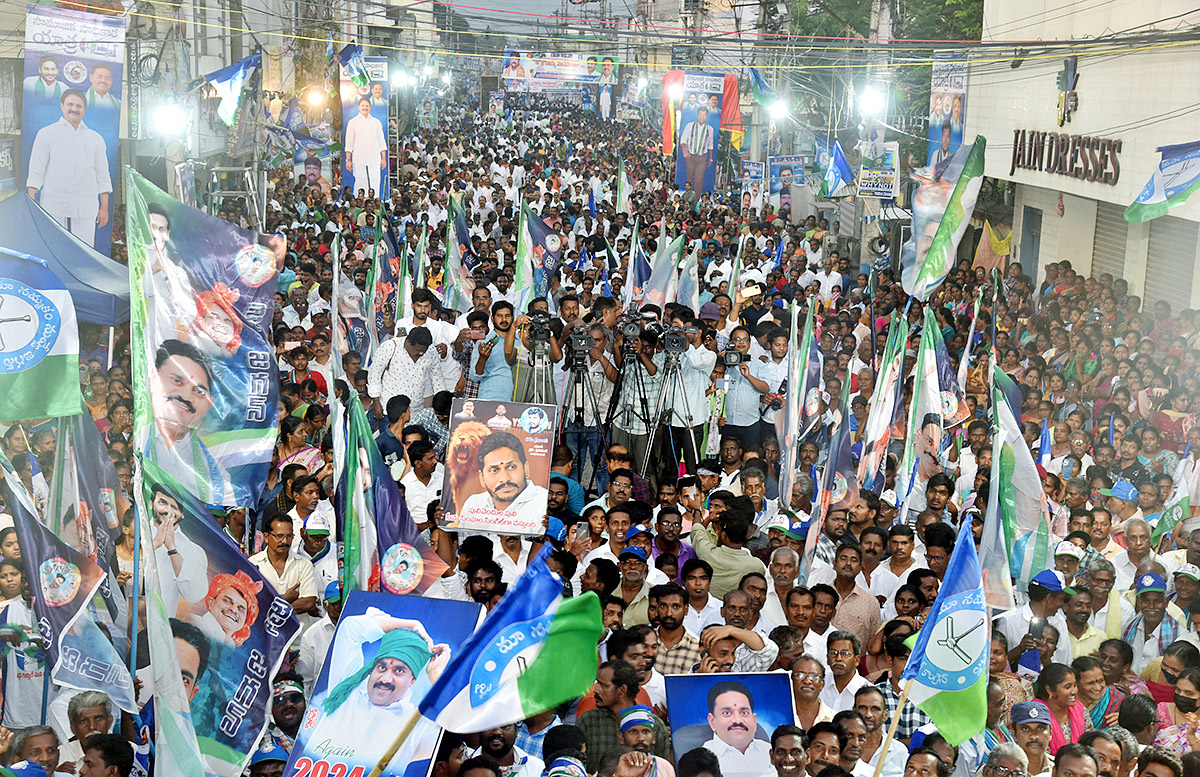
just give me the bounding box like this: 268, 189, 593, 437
674, 72, 725, 194
858, 139, 900, 198
21, 5, 124, 254
438, 398, 556, 536
488, 90, 505, 116
662, 672, 796, 777
283, 591, 481, 777
500, 51, 618, 88
125, 168, 284, 509
340, 56, 389, 200
928, 52, 967, 167
137, 458, 300, 777
768, 155, 806, 212
740, 161, 764, 215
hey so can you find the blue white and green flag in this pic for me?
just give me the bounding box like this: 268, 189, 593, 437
1126, 141, 1200, 223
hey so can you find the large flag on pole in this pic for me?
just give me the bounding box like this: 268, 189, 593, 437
675, 243, 702, 314
799, 377, 856, 585
795, 305, 824, 438
338, 43, 370, 88
335, 390, 447, 595
444, 194, 478, 313
857, 313, 908, 492
900, 521, 988, 746
817, 141, 855, 199
0, 247, 80, 422
775, 303, 802, 504
515, 202, 563, 312
418, 548, 603, 732
748, 66, 775, 106
901, 138, 987, 301
0, 453, 137, 713
643, 233, 685, 309
617, 160, 633, 216
198, 53, 261, 126
1125, 141, 1200, 223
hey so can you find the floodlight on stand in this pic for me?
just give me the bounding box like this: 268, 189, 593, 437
637, 76, 648, 90
769, 99, 787, 120
391, 70, 407, 88
667, 83, 683, 101
304, 87, 326, 106
442, 72, 452, 84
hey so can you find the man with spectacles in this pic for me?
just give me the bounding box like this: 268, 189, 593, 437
585, 469, 637, 514
820, 631, 868, 711
251, 513, 318, 615
652, 507, 695, 573
982, 744, 1030, 777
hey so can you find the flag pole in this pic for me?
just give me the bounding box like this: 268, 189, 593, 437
870, 677, 914, 777
368, 708, 424, 777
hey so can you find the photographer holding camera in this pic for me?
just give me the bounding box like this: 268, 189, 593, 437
661, 308, 716, 471
718, 327, 775, 449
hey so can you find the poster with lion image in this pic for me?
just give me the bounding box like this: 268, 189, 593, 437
438, 398, 556, 535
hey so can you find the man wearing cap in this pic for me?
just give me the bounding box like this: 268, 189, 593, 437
1054, 541, 1086, 589
617, 704, 671, 771
1103, 481, 1145, 537
300, 509, 338, 593
1171, 564, 1200, 612
995, 570, 1073, 669
303, 607, 450, 771
248, 742, 289, 777
1011, 701, 1054, 777
1062, 588, 1106, 659
618, 546, 653, 627
297, 581, 342, 697
1122, 573, 1180, 673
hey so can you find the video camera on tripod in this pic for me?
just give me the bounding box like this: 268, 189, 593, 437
527, 310, 554, 344
566, 329, 592, 369
662, 325, 699, 355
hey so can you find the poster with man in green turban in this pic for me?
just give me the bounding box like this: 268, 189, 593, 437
286, 591, 482, 776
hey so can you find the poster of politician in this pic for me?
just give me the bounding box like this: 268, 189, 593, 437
125, 169, 284, 508
663, 673, 795, 777
21, 5, 124, 254
501, 51, 618, 88
138, 458, 300, 777
438, 398, 556, 535
928, 52, 967, 167
675, 72, 724, 194
341, 56, 390, 200
284, 591, 481, 777
768, 155, 806, 213
741, 161, 764, 216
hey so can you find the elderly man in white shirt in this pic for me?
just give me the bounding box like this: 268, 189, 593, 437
26, 89, 112, 247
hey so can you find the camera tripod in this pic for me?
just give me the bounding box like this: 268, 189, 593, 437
640, 348, 701, 477
558, 351, 610, 493
607, 341, 658, 479
523, 337, 557, 405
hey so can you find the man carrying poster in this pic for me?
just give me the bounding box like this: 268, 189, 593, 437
345, 96, 386, 196
26, 88, 111, 246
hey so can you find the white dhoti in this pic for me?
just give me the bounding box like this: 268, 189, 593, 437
353, 164, 382, 195
46, 209, 97, 246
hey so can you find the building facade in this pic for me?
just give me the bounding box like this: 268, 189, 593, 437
967, 0, 1200, 309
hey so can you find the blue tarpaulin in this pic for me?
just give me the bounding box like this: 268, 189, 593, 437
0, 194, 130, 325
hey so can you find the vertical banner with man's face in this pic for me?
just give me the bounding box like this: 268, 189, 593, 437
125, 168, 283, 509
438, 398, 556, 535
21, 6, 124, 254
0, 140, 15, 202
674, 71, 724, 194
740, 161, 764, 216
137, 458, 300, 777
768, 155, 805, 213
928, 52, 968, 167
340, 56, 389, 200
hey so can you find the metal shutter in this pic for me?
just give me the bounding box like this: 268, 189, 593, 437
1145, 216, 1198, 311
1091, 202, 1127, 281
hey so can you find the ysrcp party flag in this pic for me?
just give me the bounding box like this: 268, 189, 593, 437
419, 549, 603, 732
857, 314, 908, 493
1153, 445, 1192, 543
0, 248, 80, 421
137, 458, 300, 777
284, 592, 480, 777
617, 160, 633, 215
901, 518, 988, 746
516, 201, 564, 307
902, 138, 986, 302
0, 452, 135, 714
336, 390, 448, 595
444, 194, 479, 313
1125, 141, 1200, 223
126, 169, 283, 508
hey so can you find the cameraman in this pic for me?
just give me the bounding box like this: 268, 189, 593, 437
561, 323, 617, 486
718, 326, 774, 449
612, 325, 662, 476
662, 308, 717, 471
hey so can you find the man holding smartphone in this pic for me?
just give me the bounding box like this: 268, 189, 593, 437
994, 569, 1074, 670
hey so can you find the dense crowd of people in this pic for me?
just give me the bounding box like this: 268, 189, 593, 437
5, 91, 1200, 777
